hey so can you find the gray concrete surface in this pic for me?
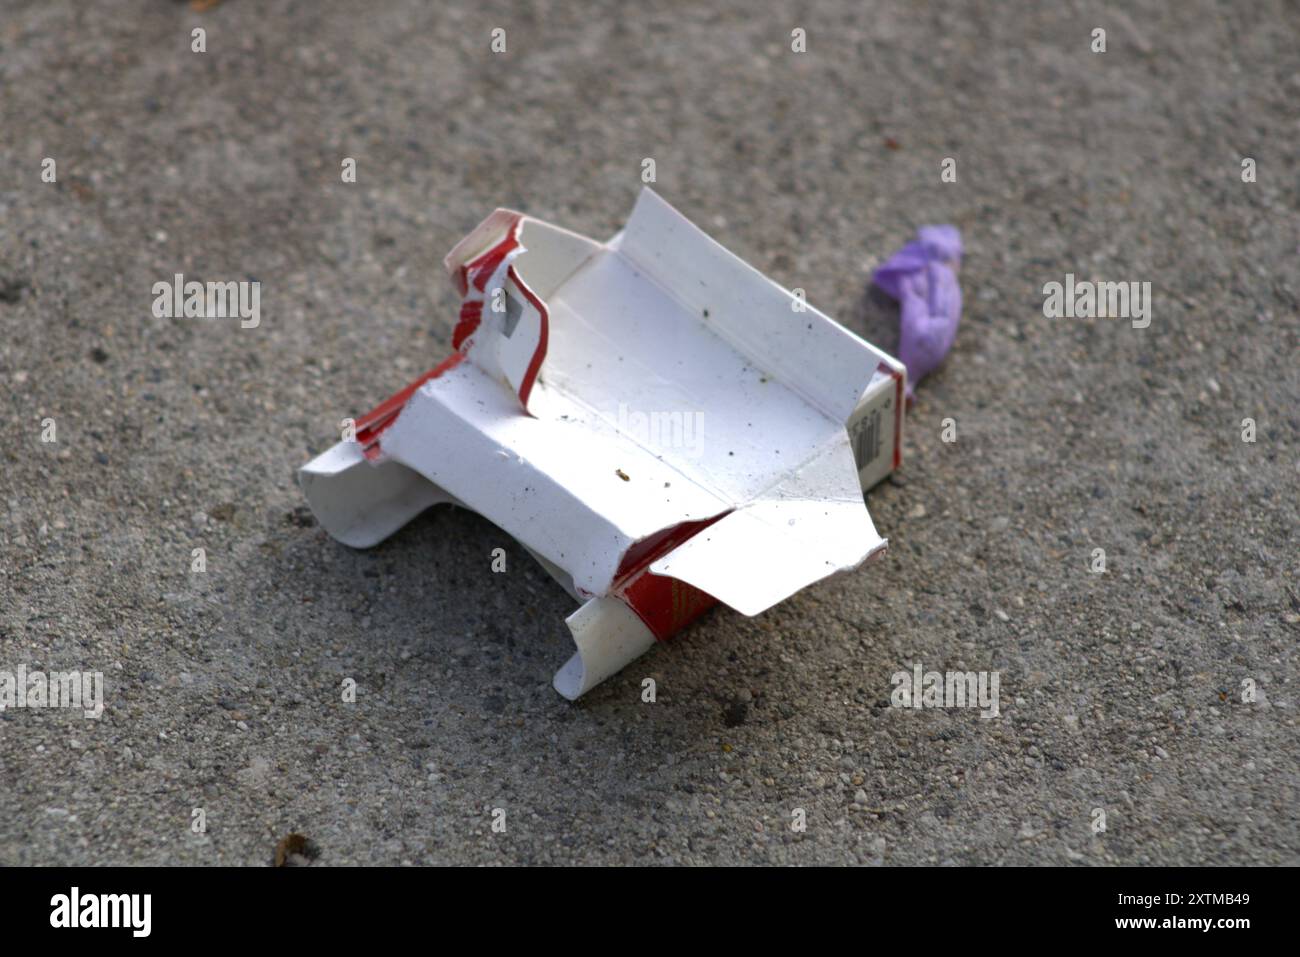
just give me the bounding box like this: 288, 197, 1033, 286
1, 0, 1297, 866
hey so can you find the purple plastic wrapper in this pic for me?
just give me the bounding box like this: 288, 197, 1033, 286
872, 225, 963, 401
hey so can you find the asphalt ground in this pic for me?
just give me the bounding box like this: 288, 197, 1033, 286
0, 0, 1296, 864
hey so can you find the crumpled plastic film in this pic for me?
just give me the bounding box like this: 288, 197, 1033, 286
872, 225, 963, 401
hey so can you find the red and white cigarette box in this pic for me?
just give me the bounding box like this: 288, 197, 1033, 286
300, 188, 905, 697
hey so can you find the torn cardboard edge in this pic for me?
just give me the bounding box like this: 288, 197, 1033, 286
300, 187, 906, 699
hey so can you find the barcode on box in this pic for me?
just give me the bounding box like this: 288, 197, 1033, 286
850, 407, 883, 472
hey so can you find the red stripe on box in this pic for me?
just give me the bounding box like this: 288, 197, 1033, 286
611, 513, 729, 641
468, 234, 520, 293
878, 361, 904, 470
620, 571, 719, 641
452, 301, 482, 350
508, 264, 549, 411
353, 351, 467, 458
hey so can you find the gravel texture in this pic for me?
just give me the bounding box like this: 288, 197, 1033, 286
1, 0, 1297, 865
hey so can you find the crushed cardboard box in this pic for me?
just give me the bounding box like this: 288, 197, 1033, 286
300, 188, 905, 698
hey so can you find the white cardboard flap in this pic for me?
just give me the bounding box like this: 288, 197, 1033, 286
613, 189, 899, 425
649, 434, 885, 616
